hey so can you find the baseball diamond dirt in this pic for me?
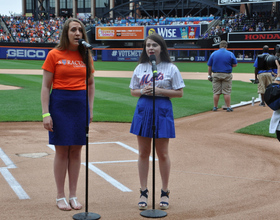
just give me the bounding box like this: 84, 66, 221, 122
1, 69, 280, 220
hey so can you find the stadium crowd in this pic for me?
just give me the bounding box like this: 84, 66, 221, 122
201, 11, 280, 39
0, 16, 66, 43
0, 9, 280, 43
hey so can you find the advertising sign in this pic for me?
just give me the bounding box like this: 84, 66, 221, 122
0, 47, 49, 60
228, 32, 280, 43
145, 25, 201, 40
102, 49, 142, 61
96, 26, 145, 40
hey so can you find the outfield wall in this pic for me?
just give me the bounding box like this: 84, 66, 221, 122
0, 44, 267, 63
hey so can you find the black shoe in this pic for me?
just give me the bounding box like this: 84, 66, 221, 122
259, 102, 265, 107
212, 107, 218, 111
226, 107, 233, 112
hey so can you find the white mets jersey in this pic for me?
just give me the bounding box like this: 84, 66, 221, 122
129, 62, 185, 91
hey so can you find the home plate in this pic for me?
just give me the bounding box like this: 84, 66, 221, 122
16, 152, 49, 158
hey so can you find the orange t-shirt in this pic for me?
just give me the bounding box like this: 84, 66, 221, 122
42, 49, 94, 90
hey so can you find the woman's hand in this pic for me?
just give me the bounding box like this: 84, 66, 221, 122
142, 86, 183, 97
141, 85, 153, 95
43, 116, 53, 132
90, 112, 93, 123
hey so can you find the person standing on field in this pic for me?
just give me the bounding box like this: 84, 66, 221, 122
129, 33, 185, 210
207, 40, 238, 112
41, 18, 95, 211
254, 45, 274, 107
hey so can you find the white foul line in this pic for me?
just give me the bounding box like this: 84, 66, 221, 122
92, 160, 138, 164
0, 148, 30, 200
48, 141, 153, 192
0, 148, 16, 168
83, 162, 132, 192
90, 141, 156, 162
0, 168, 30, 200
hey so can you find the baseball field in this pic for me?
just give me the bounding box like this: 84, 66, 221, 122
1, 61, 280, 220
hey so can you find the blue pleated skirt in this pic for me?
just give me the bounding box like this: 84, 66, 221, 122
49, 89, 90, 146
130, 95, 175, 138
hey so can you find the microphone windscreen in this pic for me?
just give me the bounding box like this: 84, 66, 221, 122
78, 39, 84, 45
149, 54, 156, 62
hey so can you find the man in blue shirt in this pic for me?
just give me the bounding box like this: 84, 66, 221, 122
254, 45, 274, 107
207, 40, 238, 112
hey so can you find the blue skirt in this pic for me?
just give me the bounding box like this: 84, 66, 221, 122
130, 95, 175, 138
49, 89, 90, 146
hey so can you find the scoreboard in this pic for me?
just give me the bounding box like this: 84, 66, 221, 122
218, 0, 280, 5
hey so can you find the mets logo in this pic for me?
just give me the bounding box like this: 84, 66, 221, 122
148, 28, 156, 36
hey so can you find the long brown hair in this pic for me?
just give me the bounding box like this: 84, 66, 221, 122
138, 33, 171, 64
56, 18, 94, 76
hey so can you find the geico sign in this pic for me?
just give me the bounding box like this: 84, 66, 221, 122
7, 49, 46, 58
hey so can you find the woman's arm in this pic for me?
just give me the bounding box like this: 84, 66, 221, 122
131, 86, 183, 98
154, 87, 183, 98
130, 85, 153, 97
41, 70, 54, 131
88, 76, 95, 123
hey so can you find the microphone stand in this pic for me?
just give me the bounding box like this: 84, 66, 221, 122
140, 65, 167, 218
73, 48, 100, 220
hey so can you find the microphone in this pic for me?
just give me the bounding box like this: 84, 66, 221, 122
149, 54, 157, 76
78, 39, 92, 49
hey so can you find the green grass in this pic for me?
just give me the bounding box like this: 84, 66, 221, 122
236, 119, 276, 139
0, 74, 42, 121
0, 73, 259, 122
0, 59, 45, 69
0, 59, 274, 139
0, 59, 255, 73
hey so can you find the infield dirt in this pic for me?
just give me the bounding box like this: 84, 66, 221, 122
1, 70, 280, 220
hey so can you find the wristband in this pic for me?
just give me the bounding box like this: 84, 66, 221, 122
42, 113, 51, 118
140, 89, 143, 95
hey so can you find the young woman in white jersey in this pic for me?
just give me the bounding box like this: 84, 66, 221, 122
129, 33, 185, 210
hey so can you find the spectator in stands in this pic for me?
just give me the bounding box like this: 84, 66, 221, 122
207, 40, 238, 112
1, 15, 66, 43
2, 10, 279, 43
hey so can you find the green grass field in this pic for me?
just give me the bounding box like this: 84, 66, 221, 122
0, 59, 255, 73
0, 59, 275, 139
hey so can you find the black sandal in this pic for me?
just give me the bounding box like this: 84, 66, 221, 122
138, 188, 149, 210
160, 189, 170, 210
